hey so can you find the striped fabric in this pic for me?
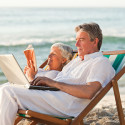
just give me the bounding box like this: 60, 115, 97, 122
72, 53, 78, 60
44, 65, 49, 70
104, 54, 125, 74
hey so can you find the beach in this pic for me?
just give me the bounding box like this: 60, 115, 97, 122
0, 7, 125, 124
17, 89, 125, 125
84, 94, 125, 125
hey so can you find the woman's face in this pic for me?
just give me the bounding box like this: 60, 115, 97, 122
47, 46, 66, 71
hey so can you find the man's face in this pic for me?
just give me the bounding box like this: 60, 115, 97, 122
75, 31, 98, 60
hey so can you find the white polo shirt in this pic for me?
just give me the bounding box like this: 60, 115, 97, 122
42, 51, 115, 117
54, 51, 115, 88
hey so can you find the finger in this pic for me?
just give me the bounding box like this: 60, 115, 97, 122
35, 79, 47, 86
35, 80, 43, 86
24, 68, 26, 74
30, 77, 37, 85
24, 66, 29, 69
31, 77, 41, 85
30, 77, 36, 85
24, 66, 29, 74
24, 70, 26, 74
32, 76, 43, 84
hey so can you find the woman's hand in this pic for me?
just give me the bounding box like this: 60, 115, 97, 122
24, 66, 29, 74
24, 60, 37, 81
31, 76, 55, 86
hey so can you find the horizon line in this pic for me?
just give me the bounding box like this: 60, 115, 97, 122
0, 6, 125, 8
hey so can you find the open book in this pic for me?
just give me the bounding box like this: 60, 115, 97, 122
24, 44, 37, 72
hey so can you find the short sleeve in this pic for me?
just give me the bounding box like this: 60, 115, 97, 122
86, 58, 115, 88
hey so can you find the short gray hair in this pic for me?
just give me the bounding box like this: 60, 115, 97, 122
51, 43, 73, 65
75, 22, 103, 50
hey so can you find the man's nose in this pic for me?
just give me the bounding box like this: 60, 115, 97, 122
75, 39, 79, 47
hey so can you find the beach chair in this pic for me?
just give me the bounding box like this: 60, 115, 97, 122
15, 50, 125, 125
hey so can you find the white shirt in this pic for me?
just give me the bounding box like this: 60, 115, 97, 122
54, 51, 115, 88
44, 51, 115, 117
35, 68, 59, 79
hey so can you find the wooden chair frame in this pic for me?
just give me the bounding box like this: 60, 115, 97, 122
15, 50, 125, 125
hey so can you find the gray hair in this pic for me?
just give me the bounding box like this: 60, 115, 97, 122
51, 43, 73, 65
75, 22, 103, 50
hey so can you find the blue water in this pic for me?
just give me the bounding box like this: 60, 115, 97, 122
0, 7, 125, 85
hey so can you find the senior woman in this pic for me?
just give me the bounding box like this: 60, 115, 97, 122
24, 43, 73, 82
0, 43, 73, 87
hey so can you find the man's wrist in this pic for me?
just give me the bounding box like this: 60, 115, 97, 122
52, 81, 59, 88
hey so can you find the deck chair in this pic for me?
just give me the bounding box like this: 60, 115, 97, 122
15, 50, 125, 125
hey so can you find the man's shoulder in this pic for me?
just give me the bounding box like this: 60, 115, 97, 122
93, 55, 113, 67
97, 55, 110, 62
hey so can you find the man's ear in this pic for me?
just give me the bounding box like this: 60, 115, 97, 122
94, 38, 99, 46
95, 38, 99, 43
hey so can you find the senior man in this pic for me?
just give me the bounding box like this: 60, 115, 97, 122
0, 22, 115, 125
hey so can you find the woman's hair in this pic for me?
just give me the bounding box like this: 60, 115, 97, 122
51, 43, 73, 65
75, 22, 103, 50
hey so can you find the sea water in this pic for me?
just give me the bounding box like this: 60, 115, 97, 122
0, 7, 125, 86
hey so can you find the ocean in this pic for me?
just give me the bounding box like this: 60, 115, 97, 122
0, 7, 125, 86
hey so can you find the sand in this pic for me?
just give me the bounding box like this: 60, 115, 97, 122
83, 94, 125, 125
17, 94, 125, 125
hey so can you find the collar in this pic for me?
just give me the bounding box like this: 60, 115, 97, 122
78, 51, 103, 61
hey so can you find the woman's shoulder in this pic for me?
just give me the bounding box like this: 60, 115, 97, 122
45, 70, 60, 79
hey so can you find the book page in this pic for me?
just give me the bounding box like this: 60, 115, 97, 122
24, 44, 37, 72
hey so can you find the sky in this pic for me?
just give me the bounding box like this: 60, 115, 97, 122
0, 0, 125, 7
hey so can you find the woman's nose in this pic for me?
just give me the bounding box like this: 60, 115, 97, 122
48, 54, 51, 59
48, 54, 52, 59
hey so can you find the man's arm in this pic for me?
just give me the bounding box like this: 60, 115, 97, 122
31, 77, 102, 99
55, 81, 101, 99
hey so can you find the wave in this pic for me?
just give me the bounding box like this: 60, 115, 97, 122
0, 37, 75, 46
0, 36, 124, 47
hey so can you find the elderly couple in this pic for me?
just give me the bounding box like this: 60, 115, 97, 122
0, 22, 115, 125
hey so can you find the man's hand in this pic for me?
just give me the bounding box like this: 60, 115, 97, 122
31, 76, 55, 86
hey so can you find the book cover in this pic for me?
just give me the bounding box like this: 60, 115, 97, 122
24, 44, 37, 72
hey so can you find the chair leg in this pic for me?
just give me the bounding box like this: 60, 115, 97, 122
112, 80, 125, 125
14, 116, 23, 125
79, 120, 84, 125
